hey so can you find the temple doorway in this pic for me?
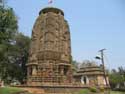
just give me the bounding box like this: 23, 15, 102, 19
81, 76, 89, 85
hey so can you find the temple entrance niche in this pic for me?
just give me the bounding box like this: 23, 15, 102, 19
81, 76, 89, 85
59, 65, 69, 76
28, 65, 38, 76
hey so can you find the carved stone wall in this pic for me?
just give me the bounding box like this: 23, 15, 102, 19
27, 7, 73, 86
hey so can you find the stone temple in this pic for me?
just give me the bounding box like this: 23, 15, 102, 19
27, 7, 73, 86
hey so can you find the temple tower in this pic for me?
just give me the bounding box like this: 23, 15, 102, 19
27, 7, 72, 86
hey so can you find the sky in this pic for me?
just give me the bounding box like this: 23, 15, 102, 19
7, 0, 125, 70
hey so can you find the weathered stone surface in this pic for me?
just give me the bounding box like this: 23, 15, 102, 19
27, 7, 72, 86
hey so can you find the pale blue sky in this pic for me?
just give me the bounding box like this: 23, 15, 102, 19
8, 0, 125, 69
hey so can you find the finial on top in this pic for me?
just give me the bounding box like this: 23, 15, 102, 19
48, 0, 53, 4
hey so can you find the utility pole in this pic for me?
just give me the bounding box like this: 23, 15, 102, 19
99, 49, 109, 87
96, 49, 110, 94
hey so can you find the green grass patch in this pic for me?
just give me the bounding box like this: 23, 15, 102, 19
111, 91, 125, 94
73, 89, 90, 94
0, 87, 24, 94
78, 89, 90, 94
73, 89, 125, 94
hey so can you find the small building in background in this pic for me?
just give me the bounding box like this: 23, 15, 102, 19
73, 62, 109, 87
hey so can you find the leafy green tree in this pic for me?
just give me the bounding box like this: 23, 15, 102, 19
109, 67, 125, 90
0, 5, 18, 62
1, 33, 31, 83
14, 33, 31, 83
0, 4, 31, 84
0, 5, 18, 82
0, 6, 18, 43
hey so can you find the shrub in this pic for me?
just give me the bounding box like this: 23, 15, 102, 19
89, 87, 97, 92
99, 87, 105, 92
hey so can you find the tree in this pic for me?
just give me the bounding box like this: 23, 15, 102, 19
0, 4, 31, 84
109, 67, 125, 90
0, 6, 18, 43
0, 5, 18, 62
0, 5, 18, 82
14, 33, 31, 83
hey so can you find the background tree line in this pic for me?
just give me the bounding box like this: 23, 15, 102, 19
109, 67, 125, 91
0, 2, 31, 84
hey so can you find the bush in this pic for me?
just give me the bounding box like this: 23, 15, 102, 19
89, 87, 97, 92
99, 87, 105, 92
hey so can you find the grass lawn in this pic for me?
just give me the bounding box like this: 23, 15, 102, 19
73, 89, 125, 94
0, 87, 24, 94
110, 91, 125, 94
73, 89, 93, 94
